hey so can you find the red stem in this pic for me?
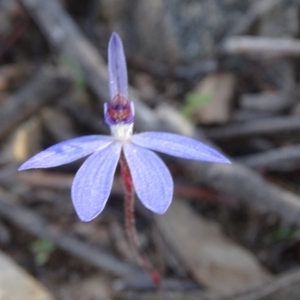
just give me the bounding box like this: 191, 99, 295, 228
119, 153, 161, 290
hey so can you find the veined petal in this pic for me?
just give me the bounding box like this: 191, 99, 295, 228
131, 132, 231, 163
72, 142, 122, 222
18, 135, 114, 170
108, 32, 128, 100
123, 142, 173, 214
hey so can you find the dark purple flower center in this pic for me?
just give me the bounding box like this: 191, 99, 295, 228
104, 94, 134, 126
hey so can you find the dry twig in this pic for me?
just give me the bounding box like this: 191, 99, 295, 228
205, 116, 300, 141
0, 189, 139, 277
223, 36, 300, 57
233, 269, 300, 300
236, 144, 300, 171
228, 0, 287, 36
0, 66, 70, 140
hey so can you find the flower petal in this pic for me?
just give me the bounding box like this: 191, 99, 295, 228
72, 142, 122, 221
18, 135, 113, 170
123, 142, 173, 214
131, 132, 231, 163
108, 32, 128, 100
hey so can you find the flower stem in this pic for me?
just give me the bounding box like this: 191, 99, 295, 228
120, 153, 161, 290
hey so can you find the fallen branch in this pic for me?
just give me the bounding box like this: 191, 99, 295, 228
239, 92, 295, 113
205, 116, 300, 141
120, 268, 300, 299
228, 0, 286, 36
236, 144, 300, 171
223, 36, 300, 57
113, 276, 199, 292
59, 92, 110, 134
233, 269, 300, 300
0, 189, 138, 277
0, 66, 70, 140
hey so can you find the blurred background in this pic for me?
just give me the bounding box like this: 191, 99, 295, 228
2, 0, 300, 299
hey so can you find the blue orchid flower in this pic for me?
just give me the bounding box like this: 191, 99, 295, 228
19, 33, 230, 222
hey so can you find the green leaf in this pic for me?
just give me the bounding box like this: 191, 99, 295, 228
181, 92, 212, 118
271, 227, 299, 242
29, 238, 55, 266
60, 52, 86, 90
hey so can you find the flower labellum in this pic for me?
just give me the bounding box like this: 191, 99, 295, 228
18, 32, 231, 222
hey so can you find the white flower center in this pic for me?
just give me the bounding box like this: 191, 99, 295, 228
110, 123, 133, 141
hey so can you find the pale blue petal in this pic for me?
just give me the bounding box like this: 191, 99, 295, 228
131, 132, 231, 163
108, 32, 128, 100
72, 142, 122, 222
123, 142, 173, 214
18, 135, 113, 170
